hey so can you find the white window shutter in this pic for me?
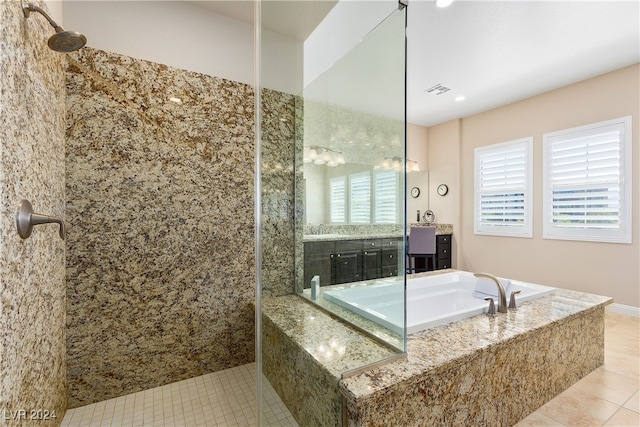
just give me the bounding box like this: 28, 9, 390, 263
474, 137, 533, 237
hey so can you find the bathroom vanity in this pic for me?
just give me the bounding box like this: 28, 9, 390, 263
303, 224, 453, 288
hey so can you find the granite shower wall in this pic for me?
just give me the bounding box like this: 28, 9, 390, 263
0, 1, 67, 424
65, 48, 260, 407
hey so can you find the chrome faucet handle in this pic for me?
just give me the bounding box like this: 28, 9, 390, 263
16, 199, 65, 240
485, 297, 496, 316
508, 290, 521, 310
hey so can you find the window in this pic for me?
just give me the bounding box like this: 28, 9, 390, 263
349, 172, 371, 224
329, 177, 346, 223
374, 170, 399, 223
328, 170, 401, 225
474, 137, 533, 237
543, 116, 632, 243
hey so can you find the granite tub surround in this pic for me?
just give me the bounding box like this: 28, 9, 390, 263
65, 48, 255, 407
340, 281, 611, 426
0, 1, 67, 424
262, 295, 399, 427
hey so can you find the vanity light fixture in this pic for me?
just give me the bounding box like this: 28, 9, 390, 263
303, 146, 345, 167
377, 157, 420, 173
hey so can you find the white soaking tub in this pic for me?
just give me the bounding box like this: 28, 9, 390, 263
322, 271, 555, 334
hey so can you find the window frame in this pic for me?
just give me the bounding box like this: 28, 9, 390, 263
542, 116, 632, 244
474, 137, 533, 238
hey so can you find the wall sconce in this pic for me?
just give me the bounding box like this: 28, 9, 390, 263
303, 146, 345, 167
377, 157, 420, 173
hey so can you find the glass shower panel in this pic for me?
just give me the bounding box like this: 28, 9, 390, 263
297, 6, 407, 352
258, 2, 406, 426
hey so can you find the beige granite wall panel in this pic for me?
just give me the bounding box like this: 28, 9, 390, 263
65, 48, 256, 407
0, 1, 67, 424
260, 89, 296, 298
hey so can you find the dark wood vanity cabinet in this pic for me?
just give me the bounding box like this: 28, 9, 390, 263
303, 235, 450, 288
303, 237, 403, 287
436, 234, 452, 269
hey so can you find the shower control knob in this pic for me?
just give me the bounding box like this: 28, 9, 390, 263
16, 200, 65, 240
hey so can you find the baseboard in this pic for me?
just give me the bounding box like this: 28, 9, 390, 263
606, 303, 640, 317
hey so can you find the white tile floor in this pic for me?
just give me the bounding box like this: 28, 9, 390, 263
61, 363, 298, 427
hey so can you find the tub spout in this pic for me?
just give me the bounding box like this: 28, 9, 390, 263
474, 273, 507, 313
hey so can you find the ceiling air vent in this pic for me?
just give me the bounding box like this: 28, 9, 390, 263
424, 84, 451, 95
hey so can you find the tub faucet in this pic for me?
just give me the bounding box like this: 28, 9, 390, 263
474, 273, 507, 313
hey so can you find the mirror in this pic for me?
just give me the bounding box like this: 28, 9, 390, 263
295, 6, 407, 350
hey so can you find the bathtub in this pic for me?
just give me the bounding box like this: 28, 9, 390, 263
322, 271, 555, 334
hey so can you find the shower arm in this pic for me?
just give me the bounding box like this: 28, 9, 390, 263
21, 1, 64, 33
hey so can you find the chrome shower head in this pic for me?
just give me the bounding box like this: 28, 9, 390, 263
21, 0, 87, 52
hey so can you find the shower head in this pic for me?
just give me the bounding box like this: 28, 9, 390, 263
21, 0, 87, 52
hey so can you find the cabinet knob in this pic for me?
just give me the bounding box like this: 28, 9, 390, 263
364, 251, 368, 255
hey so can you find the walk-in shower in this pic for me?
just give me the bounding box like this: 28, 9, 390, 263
21, 0, 86, 52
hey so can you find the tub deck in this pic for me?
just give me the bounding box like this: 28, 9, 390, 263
263, 270, 611, 427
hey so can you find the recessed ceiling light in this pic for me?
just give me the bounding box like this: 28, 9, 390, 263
435, 0, 454, 8
454, 95, 466, 102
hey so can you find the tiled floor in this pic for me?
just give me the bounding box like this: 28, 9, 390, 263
60, 363, 298, 427
517, 310, 640, 427
63, 310, 638, 427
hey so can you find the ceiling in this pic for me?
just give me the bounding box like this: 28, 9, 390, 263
189, 0, 639, 128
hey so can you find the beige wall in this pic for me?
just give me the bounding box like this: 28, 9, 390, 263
427, 119, 461, 268
407, 123, 430, 218
426, 64, 639, 308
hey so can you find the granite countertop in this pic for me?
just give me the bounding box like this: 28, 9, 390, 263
262, 295, 400, 380
303, 223, 453, 242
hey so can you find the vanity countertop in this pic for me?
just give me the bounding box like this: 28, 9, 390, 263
303, 223, 453, 242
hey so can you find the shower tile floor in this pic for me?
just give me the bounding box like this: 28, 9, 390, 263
62, 311, 638, 427
60, 363, 298, 427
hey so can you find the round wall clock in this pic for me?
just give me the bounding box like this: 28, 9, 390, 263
437, 184, 449, 196
410, 187, 420, 198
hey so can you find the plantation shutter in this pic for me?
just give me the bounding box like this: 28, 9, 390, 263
374, 170, 398, 223
329, 177, 346, 224
350, 172, 371, 224
475, 138, 532, 237
543, 117, 631, 243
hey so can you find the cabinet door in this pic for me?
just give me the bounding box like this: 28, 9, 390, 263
303, 242, 335, 288
362, 249, 381, 280
381, 249, 398, 277
333, 251, 362, 284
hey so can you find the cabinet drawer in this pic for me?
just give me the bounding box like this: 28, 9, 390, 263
437, 259, 450, 270
381, 249, 398, 267
363, 239, 380, 249
379, 238, 402, 249
382, 266, 398, 277
437, 234, 451, 244
335, 240, 363, 252
437, 244, 450, 258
